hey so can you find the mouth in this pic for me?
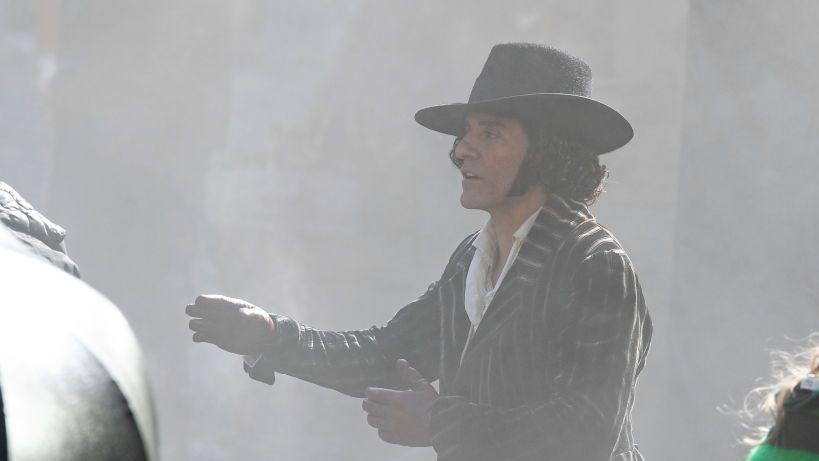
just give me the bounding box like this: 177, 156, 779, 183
461, 169, 481, 180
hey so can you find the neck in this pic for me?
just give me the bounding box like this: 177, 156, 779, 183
486, 187, 546, 270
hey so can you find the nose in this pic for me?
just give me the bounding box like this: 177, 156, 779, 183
454, 136, 479, 161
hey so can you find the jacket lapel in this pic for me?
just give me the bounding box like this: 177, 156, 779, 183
454, 196, 595, 377
437, 242, 474, 392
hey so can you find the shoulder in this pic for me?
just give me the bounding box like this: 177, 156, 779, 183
533, 195, 626, 265
553, 220, 645, 309
0, 182, 80, 277
0, 181, 68, 251
561, 219, 634, 272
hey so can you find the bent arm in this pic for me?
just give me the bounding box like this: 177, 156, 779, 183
429, 250, 651, 460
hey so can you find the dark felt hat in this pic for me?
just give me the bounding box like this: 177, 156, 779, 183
415, 43, 633, 154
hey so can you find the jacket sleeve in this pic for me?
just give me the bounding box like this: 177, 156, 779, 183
245, 280, 443, 397
244, 233, 477, 397
428, 249, 651, 461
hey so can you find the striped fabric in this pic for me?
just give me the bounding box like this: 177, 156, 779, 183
246, 194, 652, 461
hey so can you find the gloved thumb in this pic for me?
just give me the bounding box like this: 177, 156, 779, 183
396, 358, 430, 391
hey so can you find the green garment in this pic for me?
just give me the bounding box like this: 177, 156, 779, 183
748, 383, 819, 461
747, 444, 819, 461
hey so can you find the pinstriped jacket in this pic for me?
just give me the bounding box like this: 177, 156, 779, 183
246, 195, 652, 461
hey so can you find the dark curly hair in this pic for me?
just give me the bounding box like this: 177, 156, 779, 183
448, 120, 608, 205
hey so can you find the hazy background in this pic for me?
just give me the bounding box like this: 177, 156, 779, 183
1, 1, 816, 460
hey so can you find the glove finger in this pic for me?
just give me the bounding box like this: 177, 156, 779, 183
195, 293, 243, 308
188, 318, 214, 332
192, 331, 217, 344
362, 399, 392, 418
378, 428, 400, 445
396, 359, 427, 390
185, 303, 205, 318
364, 387, 401, 404
186, 303, 227, 319
190, 295, 243, 319
366, 414, 388, 429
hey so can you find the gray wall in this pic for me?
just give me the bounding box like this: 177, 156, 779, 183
1, 1, 816, 460
666, 2, 819, 459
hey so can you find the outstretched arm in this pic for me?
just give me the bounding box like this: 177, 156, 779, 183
187, 283, 442, 397
247, 281, 443, 397
187, 233, 475, 398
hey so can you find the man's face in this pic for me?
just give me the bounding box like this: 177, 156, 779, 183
454, 112, 530, 212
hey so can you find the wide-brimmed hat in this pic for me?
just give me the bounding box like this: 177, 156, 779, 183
415, 43, 633, 154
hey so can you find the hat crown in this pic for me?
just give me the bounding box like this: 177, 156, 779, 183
414, 42, 632, 154
468, 43, 593, 103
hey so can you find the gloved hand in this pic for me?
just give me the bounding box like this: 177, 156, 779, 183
362, 359, 438, 447
186, 294, 276, 356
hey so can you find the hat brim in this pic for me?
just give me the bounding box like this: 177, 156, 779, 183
414, 93, 633, 154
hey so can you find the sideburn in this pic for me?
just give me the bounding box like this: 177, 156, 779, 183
506, 149, 540, 197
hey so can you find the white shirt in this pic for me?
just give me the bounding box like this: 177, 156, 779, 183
463, 208, 541, 330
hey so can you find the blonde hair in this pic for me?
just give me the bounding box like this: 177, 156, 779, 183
742, 333, 819, 446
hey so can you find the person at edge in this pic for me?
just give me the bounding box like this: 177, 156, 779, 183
187, 43, 653, 461
744, 335, 819, 461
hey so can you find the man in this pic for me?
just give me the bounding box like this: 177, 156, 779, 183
187, 43, 652, 460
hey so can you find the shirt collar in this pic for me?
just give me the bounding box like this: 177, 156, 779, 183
472, 207, 542, 265
513, 207, 541, 242
472, 220, 497, 263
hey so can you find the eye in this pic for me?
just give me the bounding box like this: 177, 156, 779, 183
482, 129, 499, 139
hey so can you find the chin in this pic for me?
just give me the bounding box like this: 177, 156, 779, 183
460, 193, 490, 211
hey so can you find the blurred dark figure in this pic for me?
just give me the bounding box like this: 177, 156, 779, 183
0, 181, 79, 277
0, 1, 157, 455
743, 334, 819, 461
0, 212, 156, 459
1, 383, 5, 461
